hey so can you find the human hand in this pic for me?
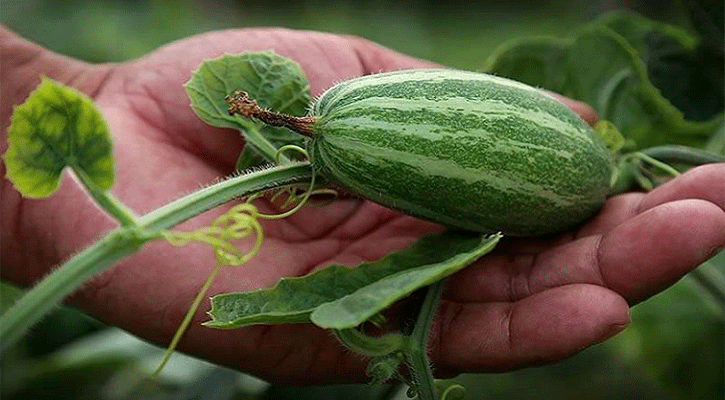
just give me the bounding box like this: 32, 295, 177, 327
1, 27, 723, 384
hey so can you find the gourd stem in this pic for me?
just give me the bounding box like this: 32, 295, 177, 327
405, 280, 445, 400
226, 91, 317, 136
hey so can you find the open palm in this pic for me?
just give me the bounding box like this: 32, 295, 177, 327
2, 27, 724, 384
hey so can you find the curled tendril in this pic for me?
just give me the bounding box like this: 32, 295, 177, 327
163, 203, 264, 267
153, 203, 265, 376
255, 174, 316, 221
242, 146, 339, 213
439, 383, 466, 400
275, 144, 309, 164
270, 184, 339, 210
154, 165, 324, 377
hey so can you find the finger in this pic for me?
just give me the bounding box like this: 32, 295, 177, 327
543, 90, 598, 126
639, 163, 725, 211
448, 198, 725, 304
578, 163, 725, 238
597, 198, 725, 303
495, 164, 725, 255
573, 193, 645, 239
433, 284, 629, 375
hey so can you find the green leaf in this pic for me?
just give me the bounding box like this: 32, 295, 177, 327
311, 234, 500, 329
598, 10, 698, 56
599, 11, 723, 122
3, 78, 114, 198
204, 231, 501, 329
566, 26, 722, 149
184, 51, 311, 168
482, 36, 571, 94
598, 12, 723, 123
484, 12, 724, 150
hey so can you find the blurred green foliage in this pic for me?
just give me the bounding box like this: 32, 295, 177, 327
0, 0, 673, 67
2, 1, 723, 399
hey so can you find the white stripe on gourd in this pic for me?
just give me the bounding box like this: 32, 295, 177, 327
227, 68, 613, 236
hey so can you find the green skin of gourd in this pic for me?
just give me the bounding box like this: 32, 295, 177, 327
305, 69, 613, 236
226, 68, 613, 236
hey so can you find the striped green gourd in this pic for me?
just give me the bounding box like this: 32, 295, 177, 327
227, 69, 613, 236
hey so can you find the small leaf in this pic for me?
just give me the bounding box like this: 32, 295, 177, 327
4, 78, 114, 198
366, 353, 405, 385
311, 234, 500, 329
205, 231, 501, 329
184, 51, 311, 167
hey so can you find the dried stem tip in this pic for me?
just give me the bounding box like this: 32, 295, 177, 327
225, 90, 316, 137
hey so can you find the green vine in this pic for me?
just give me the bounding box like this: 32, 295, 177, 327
7, 49, 721, 400
332, 280, 466, 400
0, 162, 314, 350
153, 169, 320, 376
404, 281, 446, 400
610, 145, 723, 194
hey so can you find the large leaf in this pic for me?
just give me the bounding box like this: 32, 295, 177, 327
568, 26, 723, 149
184, 51, 310, 168
600, 11, 723, 123
205, 231, 501, 329
484, 11, 724, 150
482, 36, 571, 95
3, 78, 114, 198
311, 234, 500, 329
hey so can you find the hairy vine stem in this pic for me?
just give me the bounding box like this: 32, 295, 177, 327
0, 163, 314, 350
405, 280, 445, 400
